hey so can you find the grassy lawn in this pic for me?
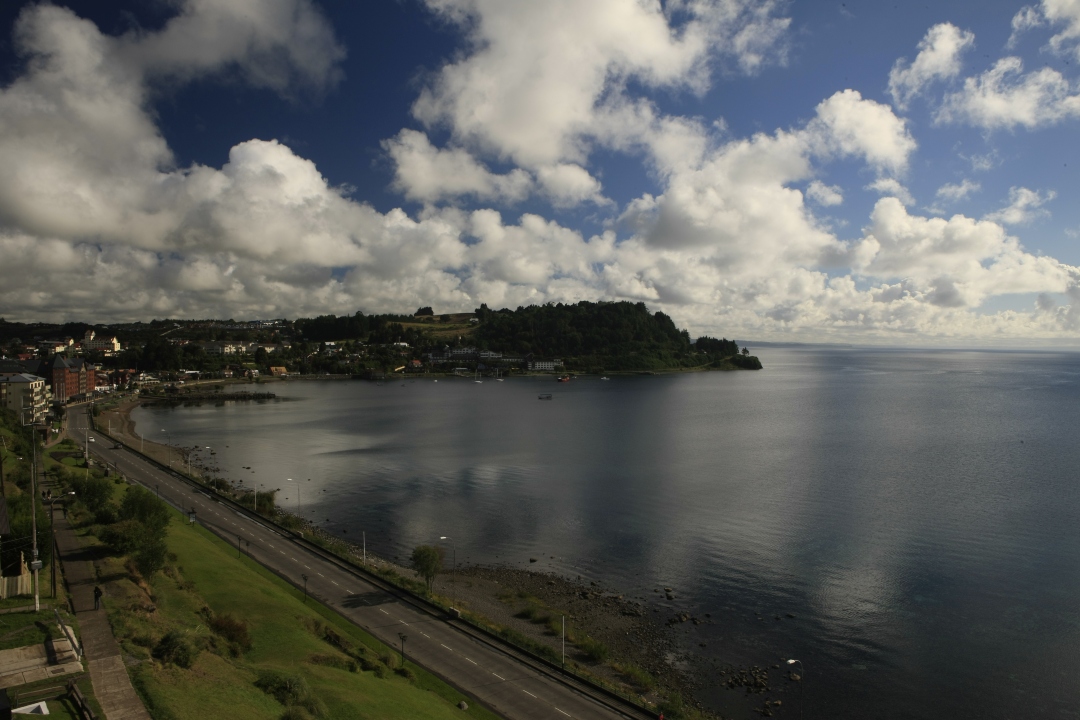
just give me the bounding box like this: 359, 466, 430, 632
101, 498, 500, 720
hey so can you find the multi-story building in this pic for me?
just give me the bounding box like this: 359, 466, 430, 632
82, 330, 121, 355
527, 359, 564, 372
46, 356, 95, 402
0, 373, 47, 424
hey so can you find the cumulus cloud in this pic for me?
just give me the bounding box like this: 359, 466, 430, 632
1, 1, 1079, 345
938, 57, 1080, 129
936, 179, 981, 202
383, 130, 532, 204
809, 90, 916, 176
984, 186, 1056, 225
394, 0, 791, 204
116, 0, 345, 96
1011, 0, 1080, 59
866, 178, 915, 206
806, 181, 843, 206
888, 23, 975, 109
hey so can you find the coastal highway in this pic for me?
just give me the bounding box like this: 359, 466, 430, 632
69, 408, 652, 720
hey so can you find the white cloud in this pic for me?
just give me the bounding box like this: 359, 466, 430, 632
866, 178, 915, 207
984, 186, 1056, 225
118, 0, 345, 95
1041, 0, 1080, 59
888, 23, 975, 109
806, 180, 843, 206
383, 130, 532, 204
1008, 6, 1045, 47
936, 179, 981, 202
394, 0, 791, 204
938, 57, 1080, 129
809, 90, 917, 176
535, 164, 607, 207
2, 1, 1080, 345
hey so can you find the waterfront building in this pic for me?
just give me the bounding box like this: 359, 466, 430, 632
0, 373, 47, 424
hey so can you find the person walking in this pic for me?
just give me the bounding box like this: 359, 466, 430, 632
93, 585, 102, 610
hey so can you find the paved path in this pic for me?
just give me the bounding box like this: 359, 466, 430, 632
76, 409, 652, 720
54, 507, 151, 720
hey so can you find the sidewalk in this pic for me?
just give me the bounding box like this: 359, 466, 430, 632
53, 507, 151, 720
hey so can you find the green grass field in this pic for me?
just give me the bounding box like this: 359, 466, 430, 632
103, 499, 501, 720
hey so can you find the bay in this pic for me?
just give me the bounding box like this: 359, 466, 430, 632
132, 345, 1080, 719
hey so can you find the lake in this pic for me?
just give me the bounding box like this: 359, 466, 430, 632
132, 346, 1080, 719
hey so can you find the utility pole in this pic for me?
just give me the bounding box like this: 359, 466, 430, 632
30, 428, 40, 612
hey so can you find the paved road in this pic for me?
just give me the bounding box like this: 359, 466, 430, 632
71, 409, 651, 720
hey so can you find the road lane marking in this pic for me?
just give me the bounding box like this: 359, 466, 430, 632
379, 609, 390, 615
331, 580, 339, 586
492, 673, 505, 681
440, 644, 452, 650
522, 690, 537, 698
555, 708, 571, 717
465, 657, 477, 665
317, 572, 324, 577
421, 632, 430, 638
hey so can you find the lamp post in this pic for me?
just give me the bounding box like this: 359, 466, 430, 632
302, 574, 308, 603
439, 536, 456, 610
397, 633, 408, 668
786, 658, 805, 720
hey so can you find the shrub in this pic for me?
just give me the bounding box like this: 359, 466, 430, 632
71, 474, 114, 512
280, 708, 311, 720
100, 519, 146, 555
394, 665, 416, 681
153, 632, 198, 668
134, 539, 168, 578
255, 671, 325, 716
577, 636, 609, 663
209, 614, 252, 651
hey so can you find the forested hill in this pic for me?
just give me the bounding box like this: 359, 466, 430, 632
474, 301, 759, 372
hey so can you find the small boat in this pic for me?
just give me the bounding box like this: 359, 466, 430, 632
600, 376, 610, 380
538, 393, 552, 400
557, 375, 570, 382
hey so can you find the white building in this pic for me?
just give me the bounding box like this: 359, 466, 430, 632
527, 359, 563, 372
0, 373, 47, 425
83, 330, 121, 355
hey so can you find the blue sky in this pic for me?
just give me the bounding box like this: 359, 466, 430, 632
0, 0, 1077, 345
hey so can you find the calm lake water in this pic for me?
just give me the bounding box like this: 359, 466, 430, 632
133, 346, 1080, 719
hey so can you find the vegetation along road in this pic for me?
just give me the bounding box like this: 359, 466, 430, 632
70, 407, 652, 720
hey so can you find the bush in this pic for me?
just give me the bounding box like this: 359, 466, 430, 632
153, 632, 198, 668
577, 636, 609, 663
209, 614, 252, 651
280, 708, 311, 720
71, 474, 114, 512
255, 671, 325, 717
100, 519, 146, 555
134, 539, 168, 578
394, 665, 415, 681
119, 486, 170, 536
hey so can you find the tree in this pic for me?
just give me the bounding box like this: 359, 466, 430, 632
119, 486, 171, 537
410, 545, 445, 593
414, 307, 434, 316
742, 347, 749, 356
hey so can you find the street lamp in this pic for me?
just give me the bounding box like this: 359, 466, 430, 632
397, 633, 408, 668
439, 536, 456, 611
302, 574, 308, 603
786, 658, 805, 720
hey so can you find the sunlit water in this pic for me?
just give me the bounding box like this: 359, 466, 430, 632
133, 346, 1080, 719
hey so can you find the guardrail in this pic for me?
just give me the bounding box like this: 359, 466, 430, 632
66, 678, 97, 719
87, 412, 659, 719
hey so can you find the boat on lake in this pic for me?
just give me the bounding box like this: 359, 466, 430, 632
538, 393, 552, 400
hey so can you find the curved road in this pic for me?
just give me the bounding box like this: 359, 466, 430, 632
70, 407, 652, 720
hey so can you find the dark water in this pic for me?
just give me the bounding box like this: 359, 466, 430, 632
133, 346, 1080, 719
